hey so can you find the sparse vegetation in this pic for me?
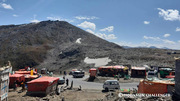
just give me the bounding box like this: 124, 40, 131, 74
0, 21, 179, 70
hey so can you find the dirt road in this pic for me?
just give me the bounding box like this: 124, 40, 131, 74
60, 75, 139, 90
8, 75, 140, 101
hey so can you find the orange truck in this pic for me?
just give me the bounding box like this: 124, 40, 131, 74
89, 68, 97, 77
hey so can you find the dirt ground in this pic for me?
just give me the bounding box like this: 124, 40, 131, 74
8, 87, 118, 101
7, 74, 171, 101
8, 87, 172, 101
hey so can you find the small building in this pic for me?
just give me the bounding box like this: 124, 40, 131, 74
0, 62, 12, 101
27, 76, 59, 96
175, 58, 180, 99
9, 74, 25, 87
138, 78, 175, 94
131, 67, 146, 78
89, 68, 97, 77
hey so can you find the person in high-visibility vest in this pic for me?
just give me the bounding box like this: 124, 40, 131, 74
31, 69, 33, 75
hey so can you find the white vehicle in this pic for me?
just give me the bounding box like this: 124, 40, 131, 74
103, 80, 120, 91
147, 70, 158, 78
73, 71, 85, 78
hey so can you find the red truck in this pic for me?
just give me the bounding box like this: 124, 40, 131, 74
89, 68, 97, 77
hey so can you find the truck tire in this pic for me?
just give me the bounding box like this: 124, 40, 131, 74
105, 88, 109, 92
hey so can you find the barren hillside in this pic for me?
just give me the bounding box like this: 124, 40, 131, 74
0, 21, 179, 71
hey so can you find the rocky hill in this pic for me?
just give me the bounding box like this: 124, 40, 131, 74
0, 21, 179, 71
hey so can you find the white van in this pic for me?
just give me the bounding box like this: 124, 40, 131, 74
103, 80, 120, 91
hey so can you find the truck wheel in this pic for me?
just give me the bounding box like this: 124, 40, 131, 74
105, 88, 109, 92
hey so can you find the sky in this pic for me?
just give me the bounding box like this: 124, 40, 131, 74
0, 0, 180, 49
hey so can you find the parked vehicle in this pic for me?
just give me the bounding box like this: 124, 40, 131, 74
69, 69, 78, 75
147, 70, 158, 78
58, 77, 65, 84
103, 80, 120, 91
73, 71, 85, 78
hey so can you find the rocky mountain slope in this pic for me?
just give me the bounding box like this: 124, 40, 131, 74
0, 21, 179, 71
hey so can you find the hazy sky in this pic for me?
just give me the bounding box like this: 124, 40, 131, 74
0, 0, 180, 49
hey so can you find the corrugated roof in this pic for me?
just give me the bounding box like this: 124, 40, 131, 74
131, 67, 146, 70
89, 68, 96, 70
113, 65, 125, 69
9, 74, 24, 77
99, 65, 125, 69
144, 77, 175, 85
24, 74, 39, 79
15, 71, 37, 74
27, 76, 58, 83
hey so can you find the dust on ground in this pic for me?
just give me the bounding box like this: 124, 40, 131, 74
8, 87, 115, 101
8, 74, 172, 101
8, 87, 172, 101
